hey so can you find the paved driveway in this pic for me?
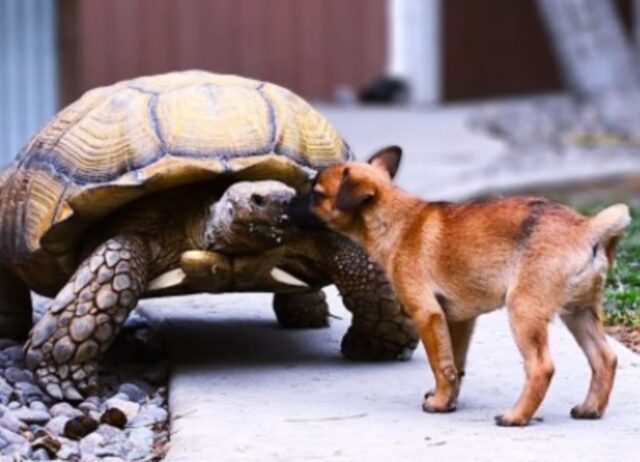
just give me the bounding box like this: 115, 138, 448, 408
147, 289, 639, 462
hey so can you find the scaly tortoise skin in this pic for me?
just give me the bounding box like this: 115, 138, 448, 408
0, 71, 417, 400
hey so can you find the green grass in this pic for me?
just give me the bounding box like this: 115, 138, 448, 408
582, 204, 640, 328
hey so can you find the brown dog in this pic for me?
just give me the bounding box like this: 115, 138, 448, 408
295, 146, 630, 426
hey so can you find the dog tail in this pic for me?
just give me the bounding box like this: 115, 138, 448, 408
589, 204, 631, 242
587, 204, 631, 264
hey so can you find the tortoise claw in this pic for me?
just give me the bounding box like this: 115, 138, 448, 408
63, 384, 83, 401
45, 383, 63, 400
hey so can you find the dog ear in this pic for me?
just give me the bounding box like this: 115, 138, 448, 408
368, 146, 402, 179
335, 168, 374, 212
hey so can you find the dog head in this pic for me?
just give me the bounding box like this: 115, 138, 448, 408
287, 146, 402, 235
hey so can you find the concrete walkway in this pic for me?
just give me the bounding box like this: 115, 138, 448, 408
144, 105, 640, 462
146, 290, 640, 462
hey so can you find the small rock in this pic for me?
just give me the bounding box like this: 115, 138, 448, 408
78, 402, 98, 414
3, 441, 32, 458
32, 434, 61, 457
15, 381, 44, 402
0, 339, 17, 350
0, 426, 26, 444
31, 447, 51, 460
129, 405, 167, 428
79, 431, 104, 455
4, 345, 24, 363
29, 401, 48, 411
64, 415, 99, 440
96, 423, 125, 441
78, 396, 101, 413
11, 407, 50, 424
45, 415, 69, 436
118, 383, 147, 403
101, 407, 127, 429
55, 438, 80, 460
127, 426, 154, 460
8, 400, 20, 409
111, 392, 131, 402
105, 398, 140, 421
50, 402, 83, 419
0, 411, 27, 432
4, 367, 31, 384
0, 377, 13, 403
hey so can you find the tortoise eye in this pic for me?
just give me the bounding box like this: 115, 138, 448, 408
251, 194, 265, 206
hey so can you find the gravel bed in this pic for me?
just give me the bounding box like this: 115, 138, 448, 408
0, 302, 169, 461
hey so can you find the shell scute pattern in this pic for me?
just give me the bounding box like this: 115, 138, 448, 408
0, 71, 352, 295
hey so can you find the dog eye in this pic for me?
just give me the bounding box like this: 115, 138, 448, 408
313, 190, 326, 202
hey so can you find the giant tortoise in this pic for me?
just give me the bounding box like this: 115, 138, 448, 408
0, 71, 417, 400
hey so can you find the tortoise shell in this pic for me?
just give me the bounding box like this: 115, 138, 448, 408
0, 71, 352, 295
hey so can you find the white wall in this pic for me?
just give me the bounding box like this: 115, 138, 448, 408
387, 0, 441, 104
0, 0, 58, 165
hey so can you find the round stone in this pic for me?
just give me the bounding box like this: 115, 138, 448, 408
112, 274, 131, 292
74, 340, 99, 363
69, 316, 96, 342
96, 286, 118, 310
53, 337, 76, 364
50, 402, 82, 419
64, 415, 98, 440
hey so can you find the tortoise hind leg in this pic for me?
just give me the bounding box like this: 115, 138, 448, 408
25, 235, 149, 400
0, 267, 32, 340
325, 236, 418, 361
273, 291, 329, 328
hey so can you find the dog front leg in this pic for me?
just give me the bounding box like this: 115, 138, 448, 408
398, 288, 458, 412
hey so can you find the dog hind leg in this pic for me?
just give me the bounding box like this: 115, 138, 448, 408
560, 305, 617, 419
496, 293, 555, 426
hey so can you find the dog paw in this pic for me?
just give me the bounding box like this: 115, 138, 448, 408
494, 412, 530, 427
422, 391, 457, 413
570, 405, 602, 420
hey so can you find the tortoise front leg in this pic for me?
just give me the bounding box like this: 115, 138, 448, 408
324, 236, 418, 361
25, 235, 149, 400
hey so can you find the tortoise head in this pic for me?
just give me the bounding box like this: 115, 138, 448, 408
203, 180, 298, 254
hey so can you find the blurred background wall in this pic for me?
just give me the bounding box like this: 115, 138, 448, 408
0, 0, 636, 164
1, 0, 58, 164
